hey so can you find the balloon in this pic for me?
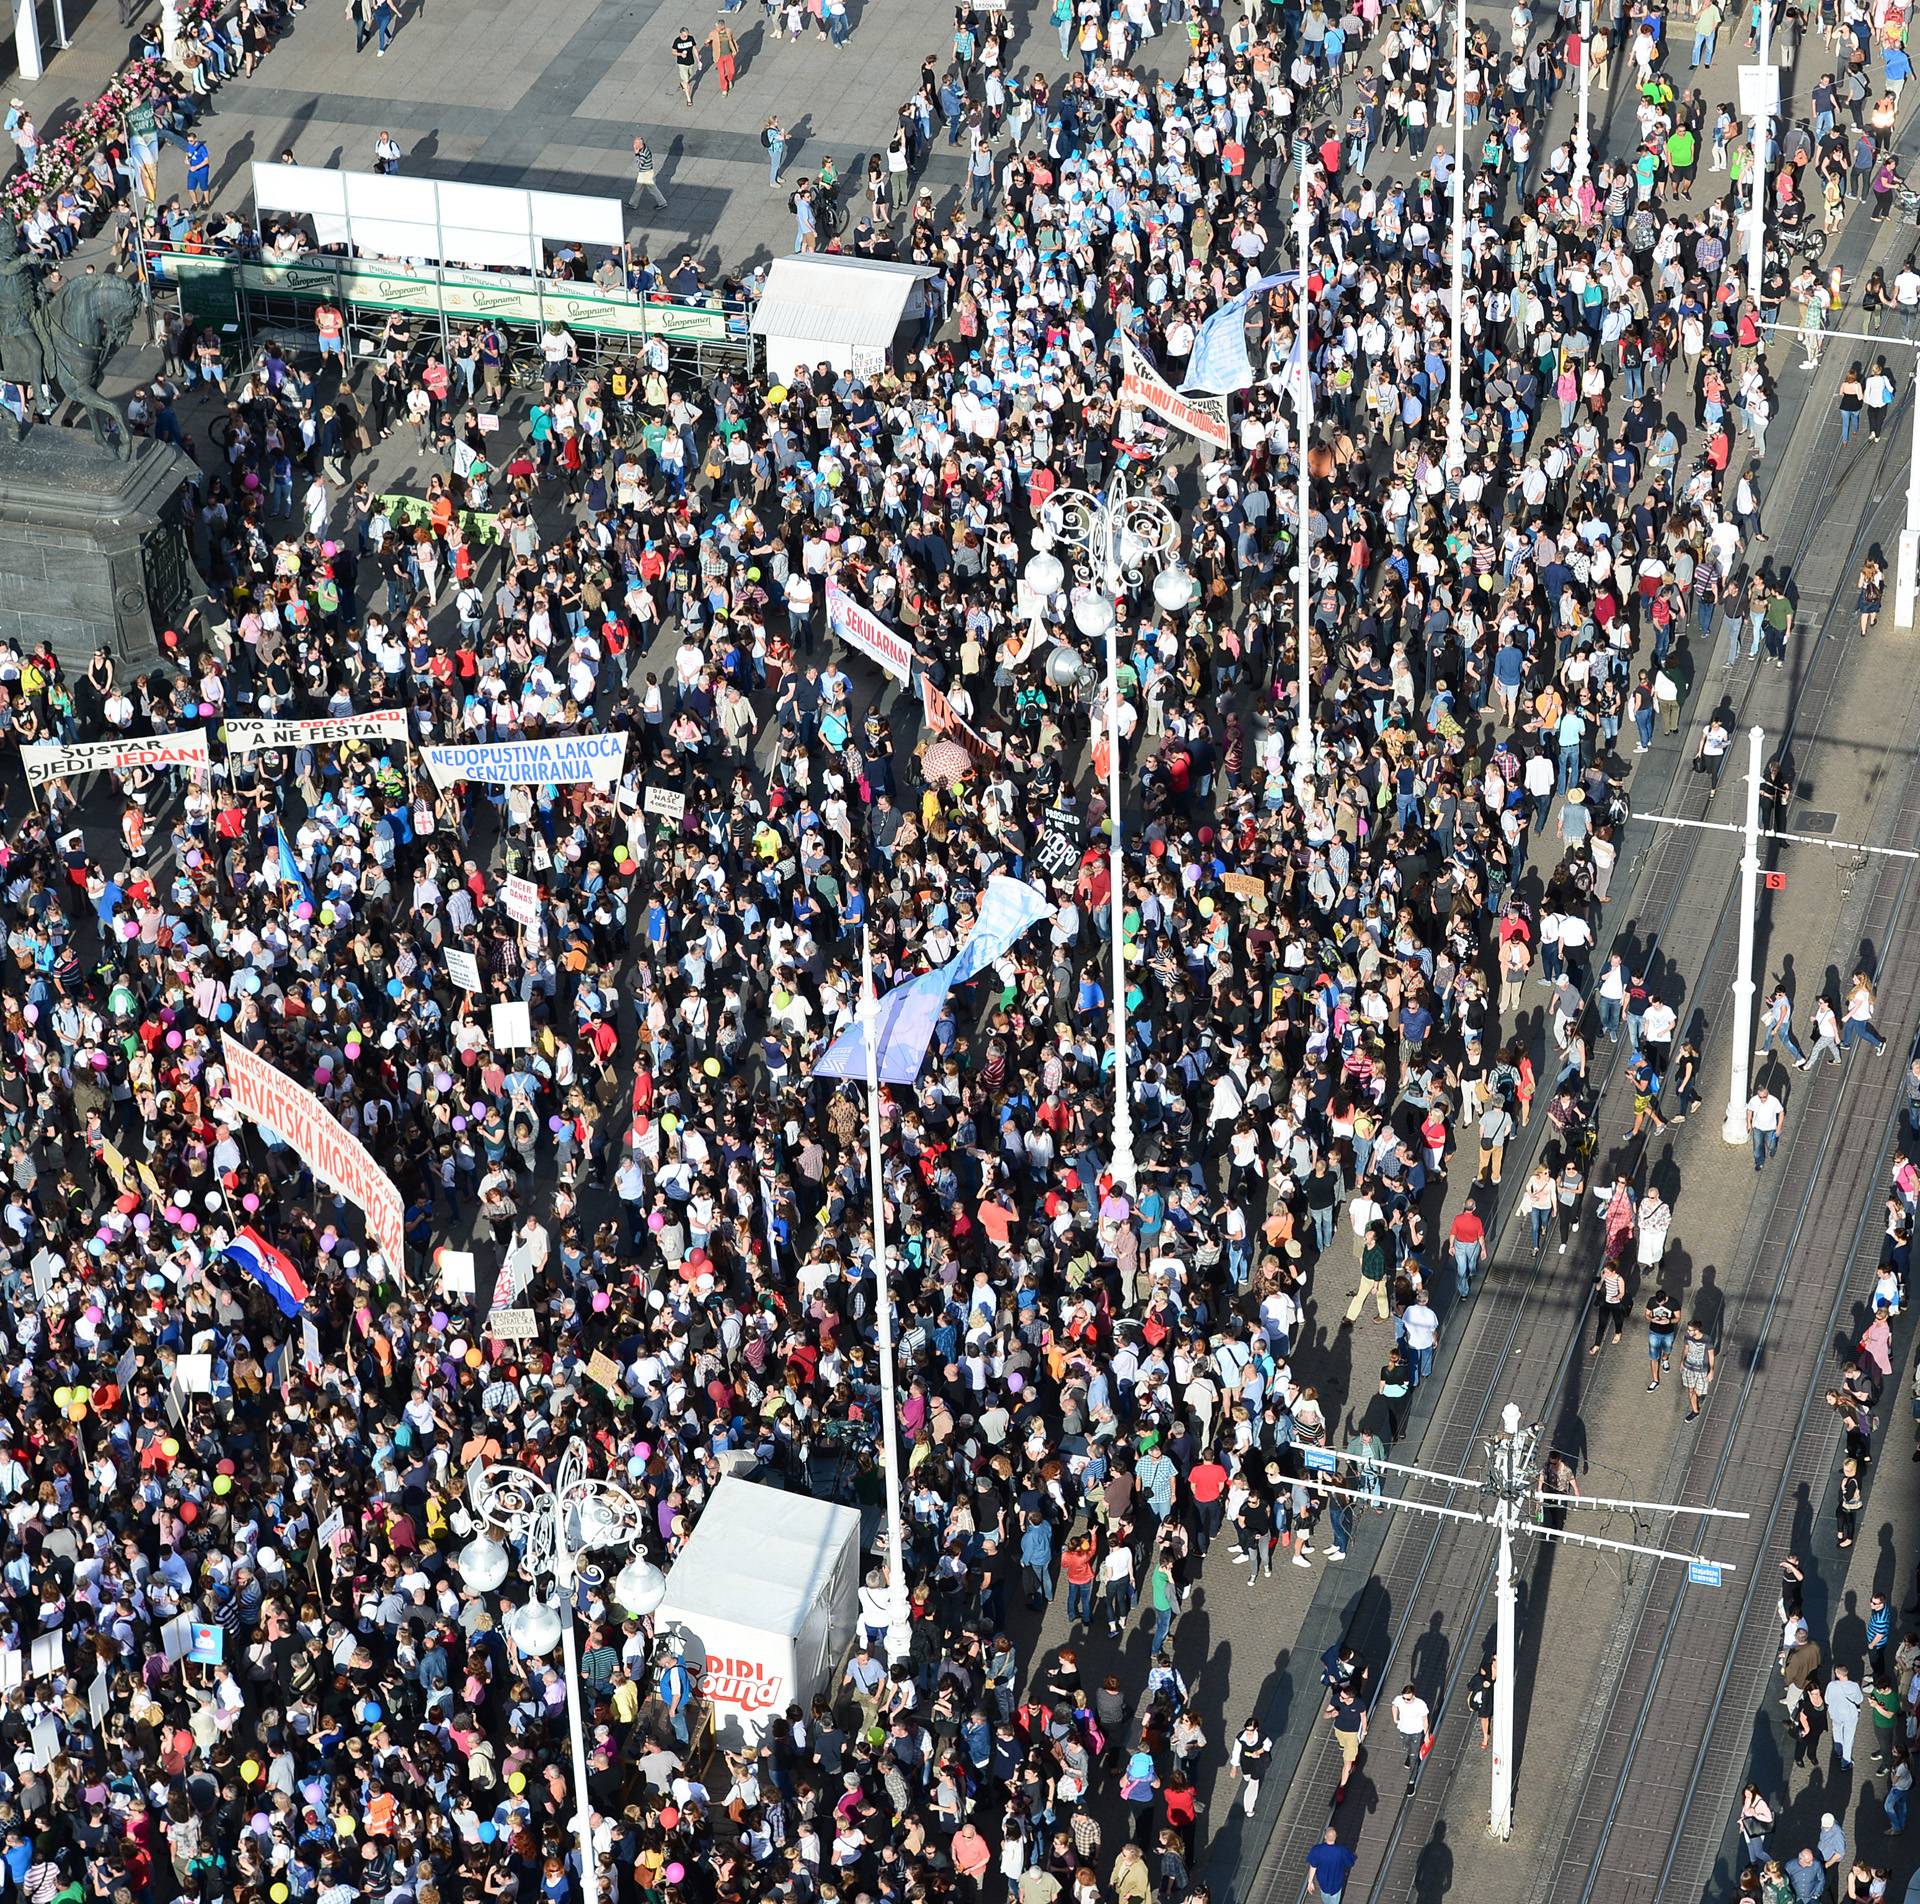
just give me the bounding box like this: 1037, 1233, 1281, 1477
430, 1311, 449, 1333
648, 1211, 665, 1232
449, 1337, 468, 1359
178, 1501, 197, 1523
216, 1003, 233, 1022
178, 1213, 197, 1232
272, 1888, 289, 1902
363, 1701, 382, 1723
703, 1057, 721, 1077
478, 1824, 496, 1845
67, 1401, 87, 1422
1007, 1371, 1025, 1392
666, 1864, 686, 1884
242, 1194, 260, 1212
768, 385, 788, 403
161, 1437, 179, 1458
133, 1214, 151, 1235
53, 1388, 71, 1409
345, 1041, 361, 1059
213, 1475, 231, 1495
549, 1116, 565, 1133
507, 1772, 525, 1795
335, 1814, 354, 1837
241, 1760, 261, 1783
166, 1030, 183, 1049
592, 1291, 610, 1313
660, 1806, 680, 1829
466, 1348, 483, 1369
661, 1114, 679, 1134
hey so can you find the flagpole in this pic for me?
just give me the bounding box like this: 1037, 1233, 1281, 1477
1293, 162, 1314, 801
859, 927, 913, 1667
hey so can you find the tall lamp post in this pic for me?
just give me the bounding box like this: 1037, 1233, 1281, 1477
457, 1443, 669, 1904
1022, 471, 1192, 1195
1572, 0, 1593, 188
1445, 0, 1469, 471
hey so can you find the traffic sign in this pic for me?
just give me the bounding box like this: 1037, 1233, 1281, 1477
1687, 1560, 1723, 1588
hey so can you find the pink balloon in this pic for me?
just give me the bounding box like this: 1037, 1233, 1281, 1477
666, 1865, 685, 1885
242, 1194, 259, 1212
85, 1305, 101, 1324
165, 1030, 183, 1049
648, 1211, 665, 1232
345, 1041, 361, 1059
178, 1212, 197, 1232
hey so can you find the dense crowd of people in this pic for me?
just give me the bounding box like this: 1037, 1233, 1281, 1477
0, 0, 1910, 1893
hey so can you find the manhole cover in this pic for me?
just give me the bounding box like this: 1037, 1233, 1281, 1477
1793, 809, 1838, 834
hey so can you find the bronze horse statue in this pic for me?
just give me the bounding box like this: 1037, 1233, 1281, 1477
0, 222, 142, 458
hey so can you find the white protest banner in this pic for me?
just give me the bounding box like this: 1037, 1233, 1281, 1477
301, 1317, 323, 1374
21, 727, 210, 788
826, 585, 917, 685
419, 730, 628, 792
1120, 337, 1231, 451
490, 1000, 532, 1050
89, 1674, 110, 1726
219, 1033, 407, 1280
643, 784, 687, 823
175, 1353, 214, 1395
438, 1249, 477, 1295
315, 1506, 347, 1550
445, 948, 482, 992
29, 1631, 63, 1678
502, 876, 540, 928
487, 1307, 539, 1340
224, 710, 411, 756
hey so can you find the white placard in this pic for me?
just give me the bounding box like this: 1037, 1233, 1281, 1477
503, 876, 540, 928
29, 1632, 63, 1679
486, 1307, 539, 1340
175, 1354, 214, 1395
445, 948, 482, 992
89, 1674, 110, 1726
301, 1317, 323, 1373
27, 1715, 57, 1771
160, 1614, 194, 1666
29, 1249, 59, 1305
439, 1249, 477, 1295
1737, 63, 1781, 117
316, 1507, 347, 1550
643, 785, 687, 822
490, 1001, 532, 1050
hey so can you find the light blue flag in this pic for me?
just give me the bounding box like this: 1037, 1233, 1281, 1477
1182, 271, 1298, 396
812, 875, 1054, 1083
274, 814, 312, 910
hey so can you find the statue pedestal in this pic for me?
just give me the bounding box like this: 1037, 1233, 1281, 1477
0, 435, 201, 673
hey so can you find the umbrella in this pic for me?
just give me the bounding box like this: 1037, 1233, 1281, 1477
922, 739, 975, 786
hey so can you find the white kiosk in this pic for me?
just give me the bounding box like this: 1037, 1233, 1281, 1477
655, 1477, 861, 1749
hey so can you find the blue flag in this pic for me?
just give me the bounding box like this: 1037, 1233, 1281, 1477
812, 875, 1053, 1084
1182, 272, 1298, 396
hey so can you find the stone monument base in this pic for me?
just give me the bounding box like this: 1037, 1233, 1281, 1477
0, 433, 201, 673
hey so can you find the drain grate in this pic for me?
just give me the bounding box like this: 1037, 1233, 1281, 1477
1792, 809, 1838, 834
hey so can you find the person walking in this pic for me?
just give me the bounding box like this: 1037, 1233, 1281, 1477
1745, 1082, 1784, 1170
1306, 1827, 1357, 1901
1859, 556, 1885, 637
1590, 1259, 1629, 1353
1390, 1685, 1433, 1793
371, 0, 397, 52
1842, 971, 1889, 1054
673, 25, 701, 101
1759, 983, 1808, 1065
1680, 1318, 1716, 1421
762, 115, 788, 187
1645, 1288, 1679, 1390
184, 133, 211, 208
1468, 1657, 1496, 1749
1324, 1684, 1367, 1804
1230, 1718, 1273, 1816
707, 17, 740, 92
631, 135, 668, 209
1826, 1662, 1864, 1768
1800, 994, 1844, 1069
1476, 1097, 1515, 1185
1343, 1222, 1392, 1325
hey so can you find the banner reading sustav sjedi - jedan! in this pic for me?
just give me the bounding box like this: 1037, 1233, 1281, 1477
419, 731, 629, 791
219, 1033, 407, 1280
225, 711, 411, 756
21, 727, 211, 788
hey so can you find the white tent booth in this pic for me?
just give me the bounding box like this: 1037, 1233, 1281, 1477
751, 256, 937, 384
655, 1477, 861, 1750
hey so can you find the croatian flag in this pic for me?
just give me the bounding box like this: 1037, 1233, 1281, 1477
223, 1225, 310, 1318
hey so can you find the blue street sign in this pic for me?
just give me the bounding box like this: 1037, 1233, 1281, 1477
1687, 1560, 1723, 1588
1303, 1447, 1337, 1474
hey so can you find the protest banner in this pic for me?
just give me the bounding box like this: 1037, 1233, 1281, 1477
419, 731, 628, 791
487, 1308, 539, 1340
490, 1000, 533, 1050
445, 948, 482, 992
1119, 337, 1231, 450
219, 1033, 407, 1279
643, 784, 688, 822
1036, 805, 1082, 882
21, 727, 210, 789
502, 876, 540, 928
826, 585, 917, 684
438, 1249, 477, 1295
224, 711, 411, 756
1220, 872, 1269, 903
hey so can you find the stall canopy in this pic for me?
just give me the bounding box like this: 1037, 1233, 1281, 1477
655, 1476, 861, 1750
750, 255, 936, 383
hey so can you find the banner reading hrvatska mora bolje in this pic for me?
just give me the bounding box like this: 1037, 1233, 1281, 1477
418, 731, 629, 792
225, 711, 412, 756
219, 1033, 407, 1281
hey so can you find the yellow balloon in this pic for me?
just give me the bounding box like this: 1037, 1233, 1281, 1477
507, 1771, 526, 1794
335, 1814, 355, 1837
241, 1760, 261, 1782
214, 1474, 232, 1495
52, 1387, 72, 1409
161, 1437, 180, 1458
272, 1887, 290, 1902
768, 384, 788, 404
